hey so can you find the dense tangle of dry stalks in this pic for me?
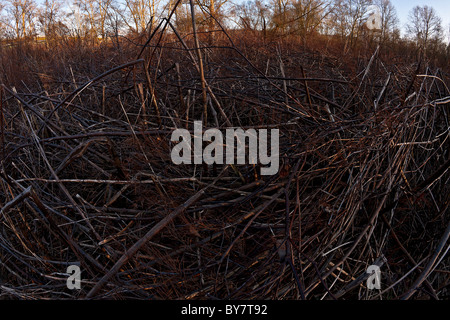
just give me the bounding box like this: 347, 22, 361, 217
0, 18, 449, 300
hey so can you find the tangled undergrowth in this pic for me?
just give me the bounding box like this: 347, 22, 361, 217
0, 26, 449, 300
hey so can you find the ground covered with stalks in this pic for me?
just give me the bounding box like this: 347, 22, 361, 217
0, 30, 449, 300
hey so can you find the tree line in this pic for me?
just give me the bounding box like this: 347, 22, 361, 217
0, 0, 448, 53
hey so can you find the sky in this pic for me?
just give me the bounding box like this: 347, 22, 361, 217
391, 0, 450, 39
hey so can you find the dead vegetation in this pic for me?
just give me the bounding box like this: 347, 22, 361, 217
0, 22, 449, 300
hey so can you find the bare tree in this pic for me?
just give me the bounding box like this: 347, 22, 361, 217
233, 0, 268, 35
124, 0, 158, 34
97, 0, 113, 39
289, 0, 330, 43
0, 3, 6, 38
327, 0, 348, 39
0, 3, 5, 18
37, 0, 64, 41
73, 0, 98, 38
406, 5, 443, 52
196, 0, 228, 42
103, 1, 125, 41
271, 0, 289, 34
4, 0, 37, 39
348, 0, 372, 47
72, 0, 117, 40
329, 0, 372, 49
172, 1, 203, 34
372, 0, 398, 43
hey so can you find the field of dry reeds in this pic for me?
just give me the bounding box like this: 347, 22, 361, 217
0, 24, 449, 300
